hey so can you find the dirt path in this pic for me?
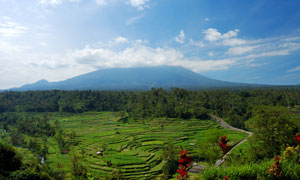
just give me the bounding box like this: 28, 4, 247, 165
209, 114, 253, 167
189, 114, 253, 173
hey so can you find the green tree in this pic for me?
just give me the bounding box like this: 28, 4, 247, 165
10, 131, 25, 146
161, 143, 178, 179
0, 141, 22, 176
246, 106, 297, 159
70, 154, 87, 180
196, 129, 222, 164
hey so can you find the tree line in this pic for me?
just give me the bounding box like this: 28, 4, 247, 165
0, 88, 300, 129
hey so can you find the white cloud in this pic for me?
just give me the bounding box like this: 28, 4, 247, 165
208, 52, 214, 56
39, 0, 63, 5
227, 46, 256, 55
203, 28, 241, 44
244, 59, 267, 67
222, 38, 246, 46
175, 30, 185, 44
203, 28, 222, 42
95, 0, 107, 6
64, 34, 300, 77
246, 49, 290, 59
68, 42, 238, 73
70, 45, 182, 67
127, 0, 150, 10
248, 63, 266, 67
126, 14, 144, 25
205, 18, 210, 22
39, 0, 80, 6
0, 16, 28, 38
135, 39, 148, 44
0, 41, 30, 54
287, 66, 300, 73
201, 28, 300, 61
114, 36, 129, 43
190, 59, 236, 71
283, 37, 300, 42
223, 29, 239, 39
224, 35, 300, 60
189, 39, 204, 48
41, 42, 48, 46
282, 42, 300, 51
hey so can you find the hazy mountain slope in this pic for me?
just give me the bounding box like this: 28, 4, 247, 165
9, 66, 252, 91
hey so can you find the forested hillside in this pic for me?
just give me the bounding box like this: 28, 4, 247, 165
1, 88, 300, 129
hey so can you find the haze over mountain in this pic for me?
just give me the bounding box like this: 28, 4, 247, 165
7, 66, 255, 91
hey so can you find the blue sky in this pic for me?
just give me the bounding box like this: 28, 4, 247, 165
0, 0, 300, 89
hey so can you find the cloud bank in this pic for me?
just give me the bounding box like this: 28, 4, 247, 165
0, 16, 28, 38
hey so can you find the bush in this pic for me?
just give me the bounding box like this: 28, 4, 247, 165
281, 160, 300, 180
9, 169, 52, 180
246, 106, 296, 159
200, 161, 271, 180
0, 141, 22, 176
161, 143, 178, 179
200, 158, 300, 180
0, 141, 53, 180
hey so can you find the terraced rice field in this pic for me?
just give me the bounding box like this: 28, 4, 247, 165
38, 112, 247, 179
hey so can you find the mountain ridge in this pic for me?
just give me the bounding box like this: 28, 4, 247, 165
7, 66, 262, 91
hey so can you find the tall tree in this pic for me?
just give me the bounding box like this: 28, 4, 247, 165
246, 106, 297, 159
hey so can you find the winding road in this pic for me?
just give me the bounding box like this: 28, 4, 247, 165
189, 114, 253, 173
209, 114, 253, 167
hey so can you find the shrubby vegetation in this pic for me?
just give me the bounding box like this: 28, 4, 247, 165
246, 106, 298, 159
162, 143, 178, 179
200, 105, 300, 180
0, 141, 52, 180
201, 148, 300, 180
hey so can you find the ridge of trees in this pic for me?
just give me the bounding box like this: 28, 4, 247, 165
1, 88, 299, 129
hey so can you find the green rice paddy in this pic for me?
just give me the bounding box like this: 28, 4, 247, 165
10, 112, 248, 179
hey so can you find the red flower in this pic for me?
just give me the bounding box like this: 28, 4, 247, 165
177, 168, 187, 176
218, 136, 231, 154
177, 150, 192, 180
294, 133, 300, 145
224, 176, 230, 180
275, 155, 281, 162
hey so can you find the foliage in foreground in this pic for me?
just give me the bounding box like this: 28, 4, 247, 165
0, 141, 52, 180
246, 106, 298, 159
201, 131, 300, 180
200, 159, 300, 180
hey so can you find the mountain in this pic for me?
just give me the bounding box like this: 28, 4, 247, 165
8, 66, 257, 91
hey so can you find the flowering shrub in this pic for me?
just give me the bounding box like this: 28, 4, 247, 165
269, 155, 282, 178
218, 136, 232, 155
283, 133, 300, 163
224, 176, 230, 180
294, 133, 300, 146
177, 150, 192, 180
283, 147, 297, 160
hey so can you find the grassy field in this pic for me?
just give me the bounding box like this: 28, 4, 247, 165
1, 112, 248, 179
